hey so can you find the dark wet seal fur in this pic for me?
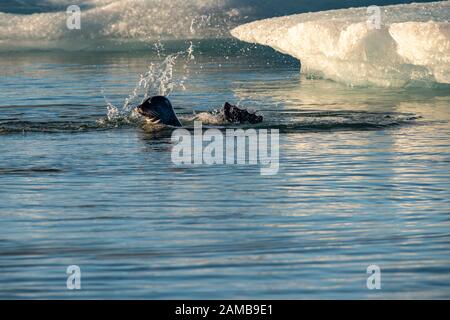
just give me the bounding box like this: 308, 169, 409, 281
136, 96, 263, 127
223, 102, 263, 124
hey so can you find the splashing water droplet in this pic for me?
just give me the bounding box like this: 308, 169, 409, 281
100, 43, 196, 125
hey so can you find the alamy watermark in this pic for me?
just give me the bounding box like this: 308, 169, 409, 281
66, 5, 81, 30
367, 5, 381, 30
66, 265, 81, 290
171, 122, 279, 175
366, 265, 381, 290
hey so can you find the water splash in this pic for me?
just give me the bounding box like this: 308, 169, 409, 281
189, 108, 227, 125
100, 43, 196, 124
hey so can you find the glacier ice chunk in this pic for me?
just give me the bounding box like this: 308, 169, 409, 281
231, 1, 450, 88
0, 0, 242, 51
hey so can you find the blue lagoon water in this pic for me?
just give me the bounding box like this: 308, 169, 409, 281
0, 42, 449, 299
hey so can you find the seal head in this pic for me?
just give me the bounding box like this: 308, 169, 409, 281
136, 96, 182, 127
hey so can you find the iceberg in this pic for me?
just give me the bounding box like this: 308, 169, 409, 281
231, 1, 450, 88
0, 0, 244, 51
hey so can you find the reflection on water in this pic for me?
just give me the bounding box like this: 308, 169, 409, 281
0, 43, 449, 299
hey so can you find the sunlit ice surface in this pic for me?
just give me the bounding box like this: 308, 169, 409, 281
232, 1, 450, 88
0, 39, 449, 298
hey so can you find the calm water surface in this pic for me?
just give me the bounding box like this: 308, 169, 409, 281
0, 43, 449, 299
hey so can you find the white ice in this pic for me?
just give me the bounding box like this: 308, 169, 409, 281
231, 1, 450, 88
0, 0, 243, 50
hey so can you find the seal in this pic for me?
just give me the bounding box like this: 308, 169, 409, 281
136, 96, 263, 127
136, 96, 182, 127
223, 102, 263, 124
